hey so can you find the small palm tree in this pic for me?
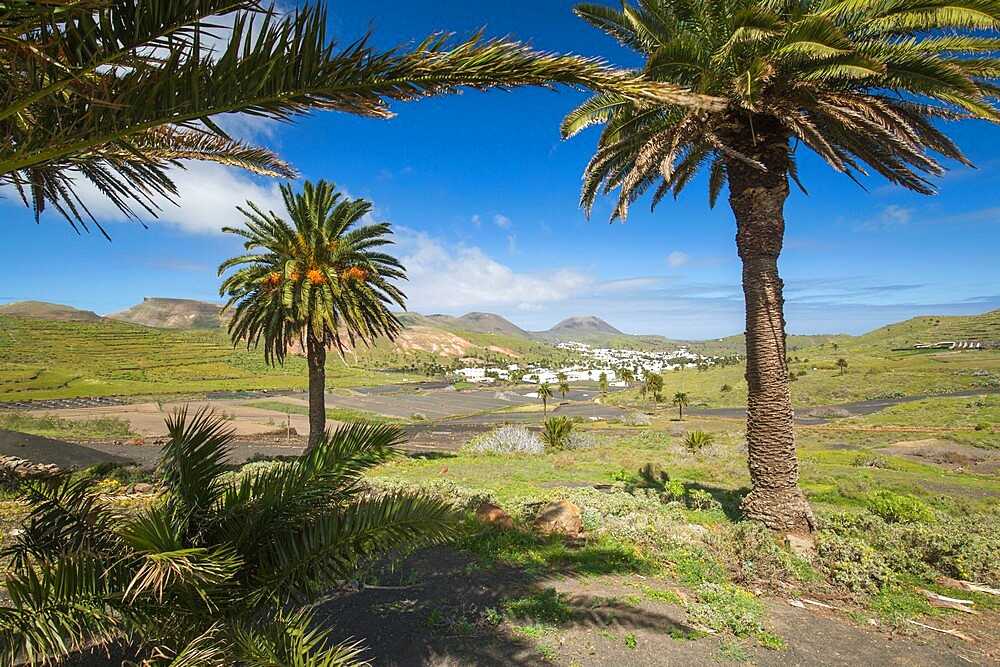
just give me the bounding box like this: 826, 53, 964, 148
836, 358, 848, 376
0, 408, 454, 665
220, 180, 405, 449
646, 372, 664, 407
673, 392, 690, 420
538, 382, 554, 417
599, 372, 609, 398
541, 416, 575, 450
557, 372, 571, 399
564, 0, 1000, 532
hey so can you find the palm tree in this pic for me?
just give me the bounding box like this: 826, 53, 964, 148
645, 371, 664, 407
672, 392, 690, 420
836, 358, 849, 376
0, 408, 454, 665
599, 371, 610, 398
620, 367, 635, 388
557, 371, 571, 399
2, 0, 708, 237
563, 0, 1000, 533
538, 381, 554, 416
219, 180, 405, 449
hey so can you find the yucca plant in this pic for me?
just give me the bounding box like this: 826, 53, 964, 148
683, 430, 716, 453
0, 408, 455, 666
540, 416, 575, 450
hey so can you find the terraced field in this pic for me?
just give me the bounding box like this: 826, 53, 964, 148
0, 316, 368, 400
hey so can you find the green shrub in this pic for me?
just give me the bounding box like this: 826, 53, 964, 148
712, 522, 806, 586
687, 488, 722, 511
816, 534, 897, 594
688, 582, 771, 640
663, 479, 686, 502
866, 490, 934, 524
851, 454, 894, 469
975, 421, 992, 431
540, 416, 573, 450
683, 430, 715, 452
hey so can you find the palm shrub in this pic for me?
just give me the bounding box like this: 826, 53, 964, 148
683, 430, 716, 453
541, 416, 575, 450
0, 408, 455, 666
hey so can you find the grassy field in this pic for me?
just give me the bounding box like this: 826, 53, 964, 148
0, 316, 450, 401
2, 309, 997, 408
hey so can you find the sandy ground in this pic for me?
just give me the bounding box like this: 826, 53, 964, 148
36, 396, 314, 437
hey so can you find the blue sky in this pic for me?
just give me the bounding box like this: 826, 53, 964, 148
3, 1, 999, 339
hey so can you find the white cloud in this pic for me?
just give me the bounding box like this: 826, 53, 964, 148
507, 234, 519, 254
470, 214, 481, 228
852, 204, 914, 231
493, 214, 512, 229
64, 162, 287, 235
394, 229, 592, 312
667, 251, 690, 267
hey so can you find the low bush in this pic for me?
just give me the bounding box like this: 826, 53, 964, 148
866, 490, 934, 524
806, 407, 850, 419
866, 391, 904, 400
816, 534, 897, 593
615, 411, 651, 427
710, 522, 807, 587
563, 431, 607, 449
466, 426, 544, 454
851, 454, 894, 469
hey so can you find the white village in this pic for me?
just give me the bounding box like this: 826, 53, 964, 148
454, 342, 716, 386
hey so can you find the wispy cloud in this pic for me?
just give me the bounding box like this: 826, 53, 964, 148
493, 214, 512, 229
667, 251, 690, 267
851, 204, 914, 231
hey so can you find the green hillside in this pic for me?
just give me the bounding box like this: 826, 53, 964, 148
0, 316, 382, 401
0, 301, 103, 322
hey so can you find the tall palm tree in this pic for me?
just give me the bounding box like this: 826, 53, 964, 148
0, 408, 454, 665
2, 0, 709, 237
538, 381, 554, 416
599, 371, 610, 398
563, 0, 1000, 533
836, 358, 849, 375
620, 366, 635, 388
672, 391, 690, 420
219, 180, 405, 448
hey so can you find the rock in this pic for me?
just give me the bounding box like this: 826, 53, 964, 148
125, 437, 145, 446
533, 500, 583, 537
786, 533, 815, 560
132, 482, 156, 494
475, 502, 514, 530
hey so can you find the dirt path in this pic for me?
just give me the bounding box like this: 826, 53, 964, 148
315, 546, 996, 667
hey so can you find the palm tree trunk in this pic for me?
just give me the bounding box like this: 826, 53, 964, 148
306, 331, 327, 451
725, 116, 815, 534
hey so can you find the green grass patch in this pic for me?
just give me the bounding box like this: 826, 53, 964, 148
0, 411, 135, 439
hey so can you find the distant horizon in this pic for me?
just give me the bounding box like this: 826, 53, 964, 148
3, 295, 997, 342
5, 3, 999, 342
